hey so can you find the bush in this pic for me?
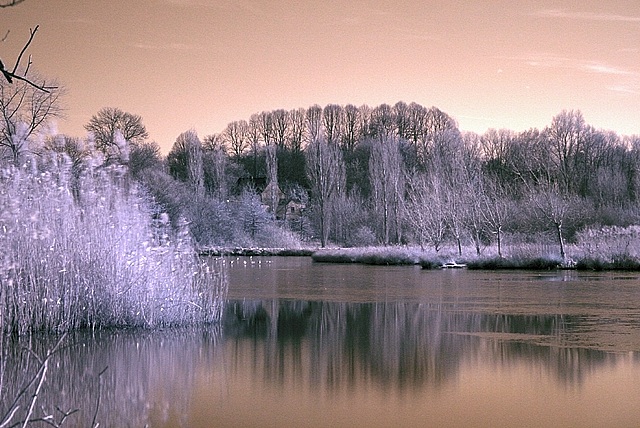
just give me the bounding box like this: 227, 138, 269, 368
312, 246, 437, 266
467, 256, 561, 270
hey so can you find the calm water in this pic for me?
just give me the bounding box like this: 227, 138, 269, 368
2, 257, 640, 427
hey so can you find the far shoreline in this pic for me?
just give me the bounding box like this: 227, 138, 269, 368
198, 246, 640, 272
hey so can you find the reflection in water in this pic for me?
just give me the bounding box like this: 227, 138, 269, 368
0, 328, 223, 427
2, 300, 638, 427
224, 300, 619, 390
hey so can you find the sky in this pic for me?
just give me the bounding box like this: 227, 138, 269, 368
2, 0, 639, 153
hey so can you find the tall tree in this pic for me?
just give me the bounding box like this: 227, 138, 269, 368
322, 104, 343, 146
545, 109, 593, 195
306, 105, 322, 145
288, 107, 306, 152
305, 136, 345, 247
264, 144, 279, 215
167, 130, 204, 199
271, 109, 289, 148
404, 171, 447, 252
369, 135, 404, 245
341, 104, 361, 154
223, 120, 249, 157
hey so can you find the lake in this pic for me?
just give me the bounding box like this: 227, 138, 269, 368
2, 256, 640, 427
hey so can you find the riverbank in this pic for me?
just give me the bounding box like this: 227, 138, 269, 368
308, 246, 640, 271
199, 247, 315, 257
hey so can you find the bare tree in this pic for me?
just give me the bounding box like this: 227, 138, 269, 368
288, 107, 306, 152
222, 120, 248, 157
203, 142, 228, 200
84, 107, 148, 158
305, 104, 322, 144
264, 143, 279, 215
258, 111, 274, 146
369, 135, 404, 245
305, 136, 345, 247
167, 130, 204, 199
0, 72, 62, 164
369, 103, 395, 138
322, 104, 343, 146
393, 101, 410, 140
247, 113, 262, 177
545, 110, 593, 195
341, 104, 360, 154
128, 140, 162, 178
479, 177, 512, 257
271, 109, 289, 148
404, 171, 447, 252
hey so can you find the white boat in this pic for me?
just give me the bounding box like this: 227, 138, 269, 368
441, 261, 467, 269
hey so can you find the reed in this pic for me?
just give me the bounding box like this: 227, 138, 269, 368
0, 157, 227, 335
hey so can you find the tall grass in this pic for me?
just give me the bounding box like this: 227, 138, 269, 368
0, 154, 227, 335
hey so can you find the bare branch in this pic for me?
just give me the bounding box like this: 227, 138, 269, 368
11, 25, 37, 75
0, 0, 26, 7
6, 72, 55, 92
0, 25, 57, 93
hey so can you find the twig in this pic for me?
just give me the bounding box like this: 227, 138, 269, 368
0, 334, 68, 428
21, 359, 48, 428
91, 366, 108, 428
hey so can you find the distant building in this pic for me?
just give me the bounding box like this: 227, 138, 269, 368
260, 181, 306, 221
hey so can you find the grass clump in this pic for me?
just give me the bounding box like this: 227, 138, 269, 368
0, 157, 228, 336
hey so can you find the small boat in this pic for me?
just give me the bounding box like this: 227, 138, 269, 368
440, 261, 467, 269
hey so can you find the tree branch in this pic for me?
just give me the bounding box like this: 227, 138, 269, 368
0, 25, 57, 93
0, 0, 26, 7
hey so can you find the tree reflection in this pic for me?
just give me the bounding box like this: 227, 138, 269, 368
225, 300, 625, 390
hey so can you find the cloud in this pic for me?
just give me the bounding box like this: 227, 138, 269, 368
533, 9, 640, 23
131, 42, 204, 51
499, 53, 638, 77
607, 85, 640, 95
581, 62, 636, 76
499, 53, 572, 68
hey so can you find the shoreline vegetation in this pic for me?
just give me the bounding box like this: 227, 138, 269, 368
200, 243, 640, 271
312, 246, 640, 271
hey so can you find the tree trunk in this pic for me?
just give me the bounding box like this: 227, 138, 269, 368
555, 222, 566, 260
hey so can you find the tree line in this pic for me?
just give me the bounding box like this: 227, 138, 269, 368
155, 103, 640, 257
2, 67, 640, 256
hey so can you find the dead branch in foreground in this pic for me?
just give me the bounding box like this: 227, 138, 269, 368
1, 25, 57, 93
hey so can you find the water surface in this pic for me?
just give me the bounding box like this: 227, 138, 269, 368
2, 257, 639, 427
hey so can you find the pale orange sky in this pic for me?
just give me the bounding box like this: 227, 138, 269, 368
2, 0, 639, 152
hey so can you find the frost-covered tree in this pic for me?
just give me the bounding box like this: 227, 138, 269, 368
404, 172, 447, 252
369, 135, 404, 245
0, 72, 62, 164
305, 136, 345, 247
167, 130, 204, 199
264, 144, 279, 215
